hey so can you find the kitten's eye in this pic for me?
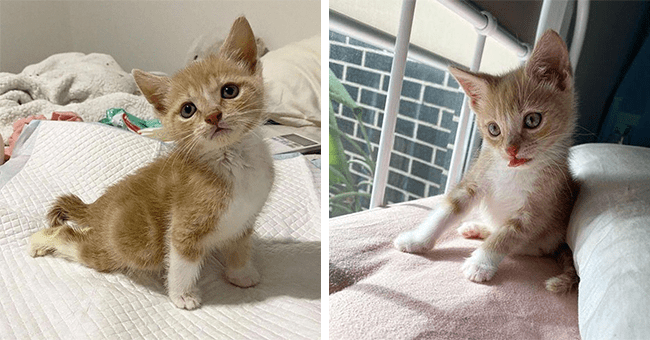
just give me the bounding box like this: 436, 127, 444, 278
221, 84, 239, 99
487, 122, 501, 137
524, 112, 542, 129
180, 103, 197, 119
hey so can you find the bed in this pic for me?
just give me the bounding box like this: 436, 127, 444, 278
330, 143, 650, 339
0, 35, 321, 339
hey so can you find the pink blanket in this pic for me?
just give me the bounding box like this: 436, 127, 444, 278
330, 195, 579, 339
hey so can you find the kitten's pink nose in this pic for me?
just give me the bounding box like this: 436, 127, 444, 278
205, 112, 222, 126
506, 145, 519, 157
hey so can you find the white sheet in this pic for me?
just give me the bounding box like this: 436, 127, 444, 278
0, 121, 320, 339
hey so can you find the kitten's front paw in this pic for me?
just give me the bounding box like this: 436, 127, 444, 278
225, 264, 260, 288
170, 291, 201, 310
394, 231, 433, 253
461, 249, 500, 282
462, 259, 497, 282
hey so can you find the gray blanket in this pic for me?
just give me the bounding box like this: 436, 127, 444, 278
0, 52, 156, 139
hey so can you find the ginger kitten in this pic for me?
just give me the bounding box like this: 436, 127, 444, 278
395, 30, 579, 293
29, 17, 274, 309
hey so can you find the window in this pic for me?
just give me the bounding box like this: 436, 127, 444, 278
329, 1, 526, 217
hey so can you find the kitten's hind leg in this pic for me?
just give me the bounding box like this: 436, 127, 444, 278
29, 228, 58, 257
29, 226, 83, 261
458, 221, 491, 239
545, 243, 579, 293
221, 229, 260, 288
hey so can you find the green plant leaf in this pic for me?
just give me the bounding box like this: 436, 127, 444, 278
330, 191, 372, 201
328, 67, 378, 217
329, 69, 358, 108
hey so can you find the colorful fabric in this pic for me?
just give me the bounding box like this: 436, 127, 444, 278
99, 108, 161, 133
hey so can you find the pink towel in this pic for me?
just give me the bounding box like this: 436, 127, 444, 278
4, 112, 82, 161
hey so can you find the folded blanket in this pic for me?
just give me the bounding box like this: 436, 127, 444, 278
0, 53, 156, 140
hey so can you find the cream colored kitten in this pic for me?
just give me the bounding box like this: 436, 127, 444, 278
395, 30, 579, 293
29, 17, 274, 309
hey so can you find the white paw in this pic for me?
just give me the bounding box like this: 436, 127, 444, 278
462, 258, 497, 282
29, 242, 51, 257
461, 248, 502, 282
170, 291, 201, 310
28, 230, 54, 257
457, 222, 489, 239
225, 263, 260, 288
394, 230, 434, 253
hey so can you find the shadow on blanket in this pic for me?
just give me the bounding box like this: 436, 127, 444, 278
127, 236, 320, 306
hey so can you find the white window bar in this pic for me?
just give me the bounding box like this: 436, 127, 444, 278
330, 0, 588, 209
569, 0, 590, 70
536, 0, 574, 43
369, 0, 417, 208
535, 0, 590, 71
449, 32, 486, 192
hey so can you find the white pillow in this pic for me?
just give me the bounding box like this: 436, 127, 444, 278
568, 143, 650, 339
261, 35, 321, 128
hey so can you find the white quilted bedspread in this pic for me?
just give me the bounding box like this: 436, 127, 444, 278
0, 121, 321, 339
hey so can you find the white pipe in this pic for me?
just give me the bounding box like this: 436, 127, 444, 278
436, 0, 487, 29
445, 34, 486, 193
329, 10, 457, 71
570, 0, 590, 70
369, 0, 417, 208
437, 0, 531, 59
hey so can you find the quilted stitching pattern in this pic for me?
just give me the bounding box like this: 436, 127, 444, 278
257, 156, 321, 241
0, 121, 320, 339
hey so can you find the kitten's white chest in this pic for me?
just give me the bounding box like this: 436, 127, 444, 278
202, 131, 274, 247
483, 165, 538, 226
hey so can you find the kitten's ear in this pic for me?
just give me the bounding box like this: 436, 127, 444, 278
219, 16, 258, 72
525, 30, 572, 92
132, 69, 171, 114
449, 66, 492, 112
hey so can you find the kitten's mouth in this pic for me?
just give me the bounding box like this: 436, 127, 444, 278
508, 157, 531, 167
208, 125, 232, 139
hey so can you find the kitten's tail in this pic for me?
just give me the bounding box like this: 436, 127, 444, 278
47, 194, 89, 230
545, 243, 579, 293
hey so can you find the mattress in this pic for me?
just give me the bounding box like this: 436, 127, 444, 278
0, 121, 321, 339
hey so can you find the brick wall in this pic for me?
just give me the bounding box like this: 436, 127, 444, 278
329, 30, 467, 207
